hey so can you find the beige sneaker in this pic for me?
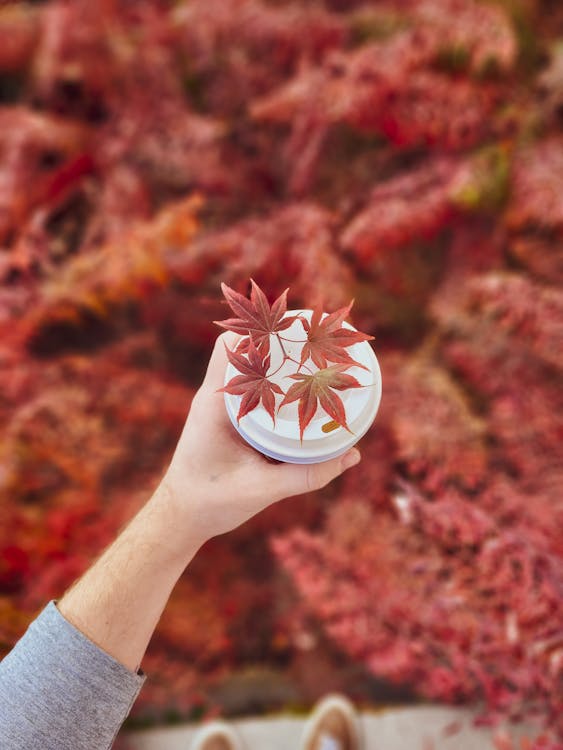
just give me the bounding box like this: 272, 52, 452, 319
190, 720, 246, 750
299, 694, 362, 750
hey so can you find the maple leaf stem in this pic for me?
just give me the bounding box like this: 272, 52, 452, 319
266, 333, 313, 379
278, 335, 307, 343
268, 355, 312, 379
267, 359, 287, 379
296, 360, 314, 374
275, 333, 290, 360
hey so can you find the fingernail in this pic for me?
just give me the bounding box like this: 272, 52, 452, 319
342, 449, 361, 470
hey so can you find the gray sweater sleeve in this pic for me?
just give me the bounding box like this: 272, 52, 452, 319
0, 600, 146, 750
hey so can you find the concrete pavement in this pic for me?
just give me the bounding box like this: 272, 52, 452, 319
126, 705, 533, 750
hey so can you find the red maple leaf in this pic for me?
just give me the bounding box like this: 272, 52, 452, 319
215, 279, 300, 355
219, 338, 283, 425
279, 365, 362, 440
299, 302, 374, 370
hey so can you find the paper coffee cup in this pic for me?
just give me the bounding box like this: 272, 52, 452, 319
223, 309, 381, 464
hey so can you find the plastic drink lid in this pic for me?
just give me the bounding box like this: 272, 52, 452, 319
223, 309, 382, 464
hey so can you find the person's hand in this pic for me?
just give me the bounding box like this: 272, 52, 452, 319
158, 332, 361, 545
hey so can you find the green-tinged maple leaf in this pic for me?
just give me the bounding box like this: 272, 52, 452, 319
219, 338, 283, 425
299, 302, 374, 370
279, 366, 362, 441
214, 279, 300, 355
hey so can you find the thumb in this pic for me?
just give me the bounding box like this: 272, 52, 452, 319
271, 448, 361, 501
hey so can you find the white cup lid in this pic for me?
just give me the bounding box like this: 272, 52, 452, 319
223, 310, 382, 464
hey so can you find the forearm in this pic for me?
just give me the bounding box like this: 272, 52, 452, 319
58, 478, 203, 672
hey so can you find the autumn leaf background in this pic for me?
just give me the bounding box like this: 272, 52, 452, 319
0, 0, 562, 743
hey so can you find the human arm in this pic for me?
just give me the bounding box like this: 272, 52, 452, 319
57, 331, 360, 672
0, 331, 360, 749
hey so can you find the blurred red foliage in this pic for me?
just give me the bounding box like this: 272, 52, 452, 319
0, 0, 561, 740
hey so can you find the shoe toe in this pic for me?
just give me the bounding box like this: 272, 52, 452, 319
299, 694, 362, 750
190, 720, 245, 750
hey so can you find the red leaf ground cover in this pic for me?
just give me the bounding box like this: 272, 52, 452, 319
0, 0, 562, 740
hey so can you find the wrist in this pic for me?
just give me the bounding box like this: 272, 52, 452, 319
151, 473, 209, 554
